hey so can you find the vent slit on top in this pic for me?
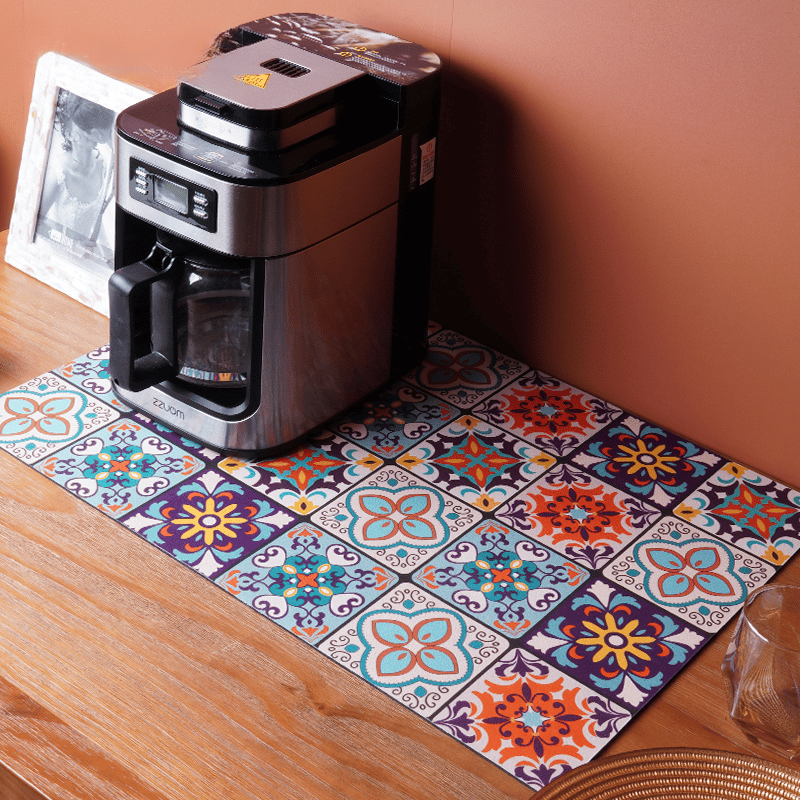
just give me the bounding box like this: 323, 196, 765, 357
261, 58, 310, 78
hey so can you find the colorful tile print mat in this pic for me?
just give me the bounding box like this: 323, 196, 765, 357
1, 321, 798, 792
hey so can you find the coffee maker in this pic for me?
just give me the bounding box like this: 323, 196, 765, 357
109, 13, 440, 455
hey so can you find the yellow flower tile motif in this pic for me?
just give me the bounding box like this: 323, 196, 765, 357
571, 417, 721, 508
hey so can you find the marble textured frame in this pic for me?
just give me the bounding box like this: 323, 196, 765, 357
5, 52, 151, 316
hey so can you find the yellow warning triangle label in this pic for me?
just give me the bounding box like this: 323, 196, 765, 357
234, 73, 270, 89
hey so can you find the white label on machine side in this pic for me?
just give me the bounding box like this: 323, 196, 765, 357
419, 138, 436, 185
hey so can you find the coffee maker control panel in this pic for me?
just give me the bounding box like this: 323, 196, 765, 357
130, 159, 218, 233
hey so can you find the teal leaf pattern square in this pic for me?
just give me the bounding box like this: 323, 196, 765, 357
0, 373, 118, 463
603, 517, 774, 630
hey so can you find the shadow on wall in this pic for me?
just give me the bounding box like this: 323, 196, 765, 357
429, 60, 553, 365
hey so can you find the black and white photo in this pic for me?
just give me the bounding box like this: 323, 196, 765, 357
5, 52, 151, 315
35, 89, 116, 273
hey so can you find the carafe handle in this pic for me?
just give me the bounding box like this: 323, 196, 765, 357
109, 258, 178, 392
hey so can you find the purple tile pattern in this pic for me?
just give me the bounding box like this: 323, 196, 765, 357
524, 578, 708, 709
0, 326, 794, 792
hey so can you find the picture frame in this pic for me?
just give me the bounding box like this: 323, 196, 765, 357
5, 52, 152, 316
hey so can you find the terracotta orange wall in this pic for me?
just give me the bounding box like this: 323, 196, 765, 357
2, 1, 799, 489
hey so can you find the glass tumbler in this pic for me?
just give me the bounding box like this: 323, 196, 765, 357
722, 584, 800, 757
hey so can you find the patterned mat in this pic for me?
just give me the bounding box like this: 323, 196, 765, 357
1, 322, 797, 792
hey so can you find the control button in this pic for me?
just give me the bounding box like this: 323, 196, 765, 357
193, 192, 208, 207
193, 207, 208, 220
135, 166, 147, 178
135, 185, 147, 195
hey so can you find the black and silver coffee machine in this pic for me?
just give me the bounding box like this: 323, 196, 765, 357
109, 13, 440, 455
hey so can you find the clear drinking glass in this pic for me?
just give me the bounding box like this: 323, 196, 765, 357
722, 584, 800, 758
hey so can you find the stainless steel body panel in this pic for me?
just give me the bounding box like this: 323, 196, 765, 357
116, 134, 401, 257
112, 205, 398, 453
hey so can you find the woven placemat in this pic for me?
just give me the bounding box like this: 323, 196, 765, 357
535, 748, 800, 799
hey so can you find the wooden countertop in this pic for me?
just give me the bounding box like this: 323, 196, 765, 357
0, 229, 797, 799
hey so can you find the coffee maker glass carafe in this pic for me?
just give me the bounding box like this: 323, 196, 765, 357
175, 248, 251, 388
109, 231, 253, 405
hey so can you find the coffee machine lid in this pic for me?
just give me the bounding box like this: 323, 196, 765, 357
177, 38, 366, 151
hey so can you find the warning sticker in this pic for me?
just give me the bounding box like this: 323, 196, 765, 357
419, 138, 436, 185
234, 73, 270, 89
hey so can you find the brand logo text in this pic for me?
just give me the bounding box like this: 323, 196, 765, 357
153, 398, 185, 420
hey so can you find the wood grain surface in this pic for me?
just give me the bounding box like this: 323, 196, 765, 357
0, 229, 797, 799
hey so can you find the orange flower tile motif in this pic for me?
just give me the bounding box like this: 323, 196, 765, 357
497, 465, 660, 569
433, 648, 630, 791
217, 430, 383, 514
474, 371, 621, 456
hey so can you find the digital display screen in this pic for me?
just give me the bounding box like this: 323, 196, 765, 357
153, 175, 189, 214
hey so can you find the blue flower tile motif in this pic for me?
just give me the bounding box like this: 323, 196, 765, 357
397, 415, 556, 512
406, 329, 527, 408
0, 373, 118, 464
319, 584, 508, 716
413, 520, 589, 639
329, 380, 459, 458
524, 578, 707, 709
217, 524, 398, 646
312, 466, 482, 573
571, 416, 721, 507
122, 470, 298, 578
54, 345, 129, 411
35, 417, 204, 517
603, 516, 775, 631
217, 430, 382, 515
